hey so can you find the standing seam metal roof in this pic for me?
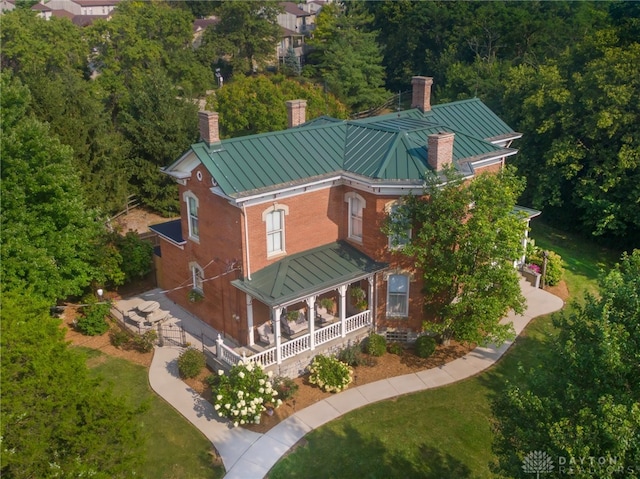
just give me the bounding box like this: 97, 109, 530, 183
183, 98, 518, 198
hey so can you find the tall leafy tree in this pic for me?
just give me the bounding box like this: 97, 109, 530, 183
492, 250, 640, 478
0, 292, 145, 478
197, 0, 282, 76
388, 167, 527, 345
307, 0, 388, 112
503, 30, 640, 245
0, 73, 105, 302
210, 74, 347, 138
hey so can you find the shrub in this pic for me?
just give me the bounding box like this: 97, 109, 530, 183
387, 342, 404, 355
364, 333, 386, 357
273, 376, 299, 401
338, 343, 366, 367
527, 244, 564, 286
178, 348, 206, 379
415, 335, 437, 358
132, 330, 157, 353
208, 361, 281, 427
115, 231, 154, 282
76, 302, 111, 336
308, 355, 353, 393
109, 329, 131, 348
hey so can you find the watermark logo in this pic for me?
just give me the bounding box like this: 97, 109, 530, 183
522, 450, 554, 478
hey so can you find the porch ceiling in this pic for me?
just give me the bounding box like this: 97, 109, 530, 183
231, 241, 387, 308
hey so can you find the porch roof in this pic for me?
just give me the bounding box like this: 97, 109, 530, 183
231, 241, 387, 308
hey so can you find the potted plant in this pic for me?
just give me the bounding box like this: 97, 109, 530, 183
286, 310, 299, 322
350, 286, 367, 311
319, 297, 336, 315
188, 289, 204, 303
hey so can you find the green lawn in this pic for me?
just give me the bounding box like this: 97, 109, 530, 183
269, 222, 621, 479
80, 349, 225, 479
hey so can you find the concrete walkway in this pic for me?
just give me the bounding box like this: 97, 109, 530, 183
148, 280, 564, 479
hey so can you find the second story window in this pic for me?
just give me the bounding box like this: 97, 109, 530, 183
187, 195, 199, 240
388, 203, 411, 249
263, 204, 289, 257
345, 192, 365, 242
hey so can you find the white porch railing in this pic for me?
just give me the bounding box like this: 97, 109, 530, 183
215, 310, 371, 369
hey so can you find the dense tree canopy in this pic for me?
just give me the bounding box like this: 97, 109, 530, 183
0, 292, 145, 478
210, 74, 347, 138
492, 250, 640, 478
306, 0, 388, 111
388, 167, 527, 346
0, 73, 106, 303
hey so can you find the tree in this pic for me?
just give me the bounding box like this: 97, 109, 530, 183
492, 250, 640, 479
197, 0, 281, 76
503, 31, 640, 245
0, 292, 145, 478
0, 73, 106, 303
210, 74, 348, 138
283, 46, 302, 77
307, 0, 388, 111
388, 167, 527, 345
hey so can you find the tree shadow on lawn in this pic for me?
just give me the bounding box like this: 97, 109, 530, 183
270, 423, 471, 479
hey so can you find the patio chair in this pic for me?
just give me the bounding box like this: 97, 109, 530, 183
257, 323, 274, 345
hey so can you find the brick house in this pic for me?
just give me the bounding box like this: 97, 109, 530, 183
151, 76, 527, 372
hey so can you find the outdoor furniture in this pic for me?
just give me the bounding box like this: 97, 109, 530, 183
257, 323, 274, 345
282, 312, 308, 336
138, 300, 160, 314
316, 306, 336, 325
146, 309, 169, 324
127, 310, 145, 325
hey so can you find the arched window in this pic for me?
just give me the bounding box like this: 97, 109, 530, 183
262, 204, 289, 257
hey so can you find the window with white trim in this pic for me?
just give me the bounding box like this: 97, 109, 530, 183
184, 193, 199, 240
192, 264, 204, 293
388, 204, 411, 249
345, 192, 365, 242
266, 210, 284, 254
387, 274, 409, 317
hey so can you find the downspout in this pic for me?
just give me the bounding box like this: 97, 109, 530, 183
242, 203, 251, 280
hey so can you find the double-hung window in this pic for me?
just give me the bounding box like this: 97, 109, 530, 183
388, 204, 411, 249
345, 192, 365, 242
192, 264, 204, 293
387, 274, 409, 317
266, 210, 284, 255
185, 194, 199, 240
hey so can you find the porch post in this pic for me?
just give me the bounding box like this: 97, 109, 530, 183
367, 276, 374, 327
246, 294, 255, 346
338, 284, 347, 338
274, 308, 283, 365
307, 296, 316, 350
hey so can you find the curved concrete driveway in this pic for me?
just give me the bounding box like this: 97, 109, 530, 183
148, 280, 564, 479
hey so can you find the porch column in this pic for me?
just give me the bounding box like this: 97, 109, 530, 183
367, 276, 374, 327
246, 294, 255, 346
274, 308, 283, 365
338, 284, 347, 338
306, 296, 316, 350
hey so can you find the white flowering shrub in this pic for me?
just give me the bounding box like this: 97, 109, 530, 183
308, 355, 353, 393
207, 361, 281, 427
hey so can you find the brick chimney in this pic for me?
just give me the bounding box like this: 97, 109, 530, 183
428, 132, 455, 171
286, 99, 307, 128
198, 110, 220, 145
411, 76, 434, 112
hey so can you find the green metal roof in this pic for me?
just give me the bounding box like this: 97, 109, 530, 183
179, 97, 518, 198
231, 241, 387, 308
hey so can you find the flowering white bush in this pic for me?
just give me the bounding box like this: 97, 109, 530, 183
308, 355, 353, 393
208, 361, 281, 427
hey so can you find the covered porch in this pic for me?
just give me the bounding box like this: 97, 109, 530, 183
225, 242, 388, 372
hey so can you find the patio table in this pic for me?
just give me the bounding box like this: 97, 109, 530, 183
138, 300, 160, 314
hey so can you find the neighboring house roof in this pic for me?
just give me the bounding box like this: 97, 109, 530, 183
231, 241, 387, 308
149, 219, 185, 246
280, 26, 304, 37
280, 2, 312, 17
32, 2, 52, 11
72, 14, 109, 26
173, 98, 518, 201
51, 9, 75, 19
193, 17, 218, 33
